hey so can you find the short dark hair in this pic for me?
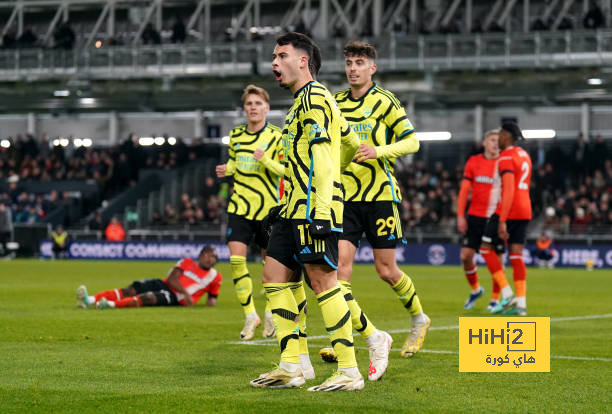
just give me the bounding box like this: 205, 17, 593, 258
343, 41, 377, 60
501, 122, 524, 141
199, 245, 218, 259
276, 31, 321, 77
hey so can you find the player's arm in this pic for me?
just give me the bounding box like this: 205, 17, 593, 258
254, 137, 285, 177
304, 110, 333, 237
497, 157, 515, 240
355, 99, 419, 162
340, 119, 360, 171
498, 157, 516, 223
215, 134, 237, 177
457, 159, 473, 234
166, 267, 194, 306
206, 275, 222, 307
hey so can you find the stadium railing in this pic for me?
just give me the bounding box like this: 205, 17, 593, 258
1, 30, 611, 80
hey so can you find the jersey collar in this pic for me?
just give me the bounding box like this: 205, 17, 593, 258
349, 82, 376, 101
294, 81, 314, 98
245, 121, 268, 135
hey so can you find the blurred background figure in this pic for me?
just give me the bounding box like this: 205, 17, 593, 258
533, 232, 555, 269
51, 225, 68, 259
105, 216, 125, 242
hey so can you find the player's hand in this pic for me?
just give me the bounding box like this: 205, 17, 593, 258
262, 205, 283, 233
183, 295, 194, 307
309, 219, 331, 240
354, 144, 377, 162
215, 164, 226, 178
253, 149, 265, 160
457, 216, 467, 234
498, 221, 509, 240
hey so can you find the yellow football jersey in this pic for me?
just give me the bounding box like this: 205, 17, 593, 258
335, 83, 417, 202
225, 122, 284, 221
280, 81, 359, 230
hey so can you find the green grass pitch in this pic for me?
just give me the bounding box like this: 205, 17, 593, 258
0, 260, 610, 413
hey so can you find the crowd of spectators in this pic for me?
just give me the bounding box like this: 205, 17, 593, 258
150, 177, 228, 227
533, 135, 612, 235
0, 132, 214, 228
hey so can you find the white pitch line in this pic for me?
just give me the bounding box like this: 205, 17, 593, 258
228, 341, 612, 362
550, 313, 612, 322
235, 313, 612, 345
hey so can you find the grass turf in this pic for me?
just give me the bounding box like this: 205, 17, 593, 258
0, 260, 610, 413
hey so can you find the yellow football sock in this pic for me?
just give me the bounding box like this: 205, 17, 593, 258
339, 280, 375, 339
264, 298, 271, 314
392, 272, 423, 316
264, 283, 300, 364
289, 281, 308, 355
230, 255, 256, 315
317, 285, 357, 369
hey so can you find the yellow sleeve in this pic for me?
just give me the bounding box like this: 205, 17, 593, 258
225, 137, 236, 176
302, 108, 333, 221
340, 119, 360, 171
378, 97, 418, 158
311, 142, 333, 221
383, 97, 415, 139
258, 153, 284, 177
375, 132, 419, 158
225, 159, 236, 176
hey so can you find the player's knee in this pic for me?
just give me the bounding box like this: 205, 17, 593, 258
461, 250, 475, 265
337, 260, 352, 282
140, 292, 156, 305
375, 261, 397, 284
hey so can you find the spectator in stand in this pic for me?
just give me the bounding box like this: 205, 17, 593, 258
105, 216, 126, 241
571, 133, 589, 184
18, 27, 38, 48
584, 2, 605, 29
171, 17, 186, 43
0, 202, 13, 256
2, 28, 17, 49
532, 232, 554, 268
164, 203, 178, 225
53, 22, 76, 49
89, 212, 105, 231
202, 176, 219, 200
590, 135, 608, 174
51, 225, 69, 259
151, 211, 164, 225
572, 207, 590, 234
142, 23, 161, 45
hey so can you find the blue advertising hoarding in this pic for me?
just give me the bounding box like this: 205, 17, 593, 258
40, 240, 612, 268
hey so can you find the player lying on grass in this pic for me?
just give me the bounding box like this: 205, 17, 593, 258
76, 246, 221, 309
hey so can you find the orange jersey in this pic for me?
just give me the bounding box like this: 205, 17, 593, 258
495, 146, 532, 220
459, 154, 500, 218
163, 258, 222, 306
536, 238, 552, 250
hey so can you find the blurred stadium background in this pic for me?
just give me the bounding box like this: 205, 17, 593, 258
0, 0, 611, 266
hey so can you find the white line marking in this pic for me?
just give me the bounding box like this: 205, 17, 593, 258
228, 342, 612, 362
229, 313, 612, 361
234, 313, 612, 345
550, 313, 612, 322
